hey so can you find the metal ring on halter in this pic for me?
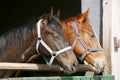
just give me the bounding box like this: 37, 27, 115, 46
86, 48, 91, 53
52, 51, 57, 57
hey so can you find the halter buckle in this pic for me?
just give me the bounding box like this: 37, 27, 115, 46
86, 48, 91, 54
38, 37, 41, 41
52, 51, 57, 57
76, 34, 80, 39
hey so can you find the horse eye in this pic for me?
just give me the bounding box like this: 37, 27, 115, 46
90, 34, 95, 38
53, 32, 59, 38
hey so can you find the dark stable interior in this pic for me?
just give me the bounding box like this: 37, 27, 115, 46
0, 0, 81, 35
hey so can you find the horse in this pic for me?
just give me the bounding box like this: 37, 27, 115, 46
0, 11, 79, 78
12, 9, 107, 77
61, 9, 107, 74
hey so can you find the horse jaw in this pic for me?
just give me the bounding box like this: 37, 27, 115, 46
84, 56, 107, 74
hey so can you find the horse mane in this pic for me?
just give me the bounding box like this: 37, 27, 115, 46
0, 14, 47, 54
63, 16, 77, 24
62, 13, 91, 32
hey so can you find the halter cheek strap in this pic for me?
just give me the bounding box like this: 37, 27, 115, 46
72, 21, 103, 61
36, 19, 72, 66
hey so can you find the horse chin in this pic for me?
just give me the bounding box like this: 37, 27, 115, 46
59, 63, 77, 74
84, 60, 101, 74
90, 65, 101, 74
62, 66, 77, 74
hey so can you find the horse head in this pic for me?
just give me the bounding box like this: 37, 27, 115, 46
35, 11, 78, 74
61, 9, 107, 74
0, 10, 78, 77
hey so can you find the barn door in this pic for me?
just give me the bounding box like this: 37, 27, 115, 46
111, 0, 120, 80
103, 0, 120, 80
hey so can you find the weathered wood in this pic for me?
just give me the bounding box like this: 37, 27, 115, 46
0, 62, 95, 72
103, 0, 112, 75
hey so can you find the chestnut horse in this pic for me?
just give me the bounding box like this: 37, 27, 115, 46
0, 12, 78, 78
61, 9, 107, 74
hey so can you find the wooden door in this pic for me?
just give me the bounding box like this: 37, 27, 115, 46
111, 0, 120, 80
103, 0, 120, 80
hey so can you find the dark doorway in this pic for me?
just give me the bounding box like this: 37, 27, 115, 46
0, 0, 81, 35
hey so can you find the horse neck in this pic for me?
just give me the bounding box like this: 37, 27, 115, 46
0, 25, 38, 62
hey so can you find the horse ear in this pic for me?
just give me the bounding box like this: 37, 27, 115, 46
49, 7, 54, 19
56, 9, 60, 18
86, 8, 90, 16
83, 9, 90, 18
79, 9, 90, 23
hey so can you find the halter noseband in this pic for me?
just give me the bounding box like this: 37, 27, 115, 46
72, 21, 103, 61
36, 19, 73, 66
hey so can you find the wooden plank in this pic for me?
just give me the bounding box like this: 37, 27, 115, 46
0, 62, 61, 72
0, 62, 95, 72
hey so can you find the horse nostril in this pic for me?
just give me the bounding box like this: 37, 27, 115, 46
73, 61, 78, 68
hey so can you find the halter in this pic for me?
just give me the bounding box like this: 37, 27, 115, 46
36, 19, 73, 66
72, 21, 103, 61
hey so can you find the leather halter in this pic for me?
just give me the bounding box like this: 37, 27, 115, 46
36, 19, 73, 66
72, 21, 103, 61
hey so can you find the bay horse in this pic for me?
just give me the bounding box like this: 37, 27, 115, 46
0, 12, 78, 78
61, 9, 107, 74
